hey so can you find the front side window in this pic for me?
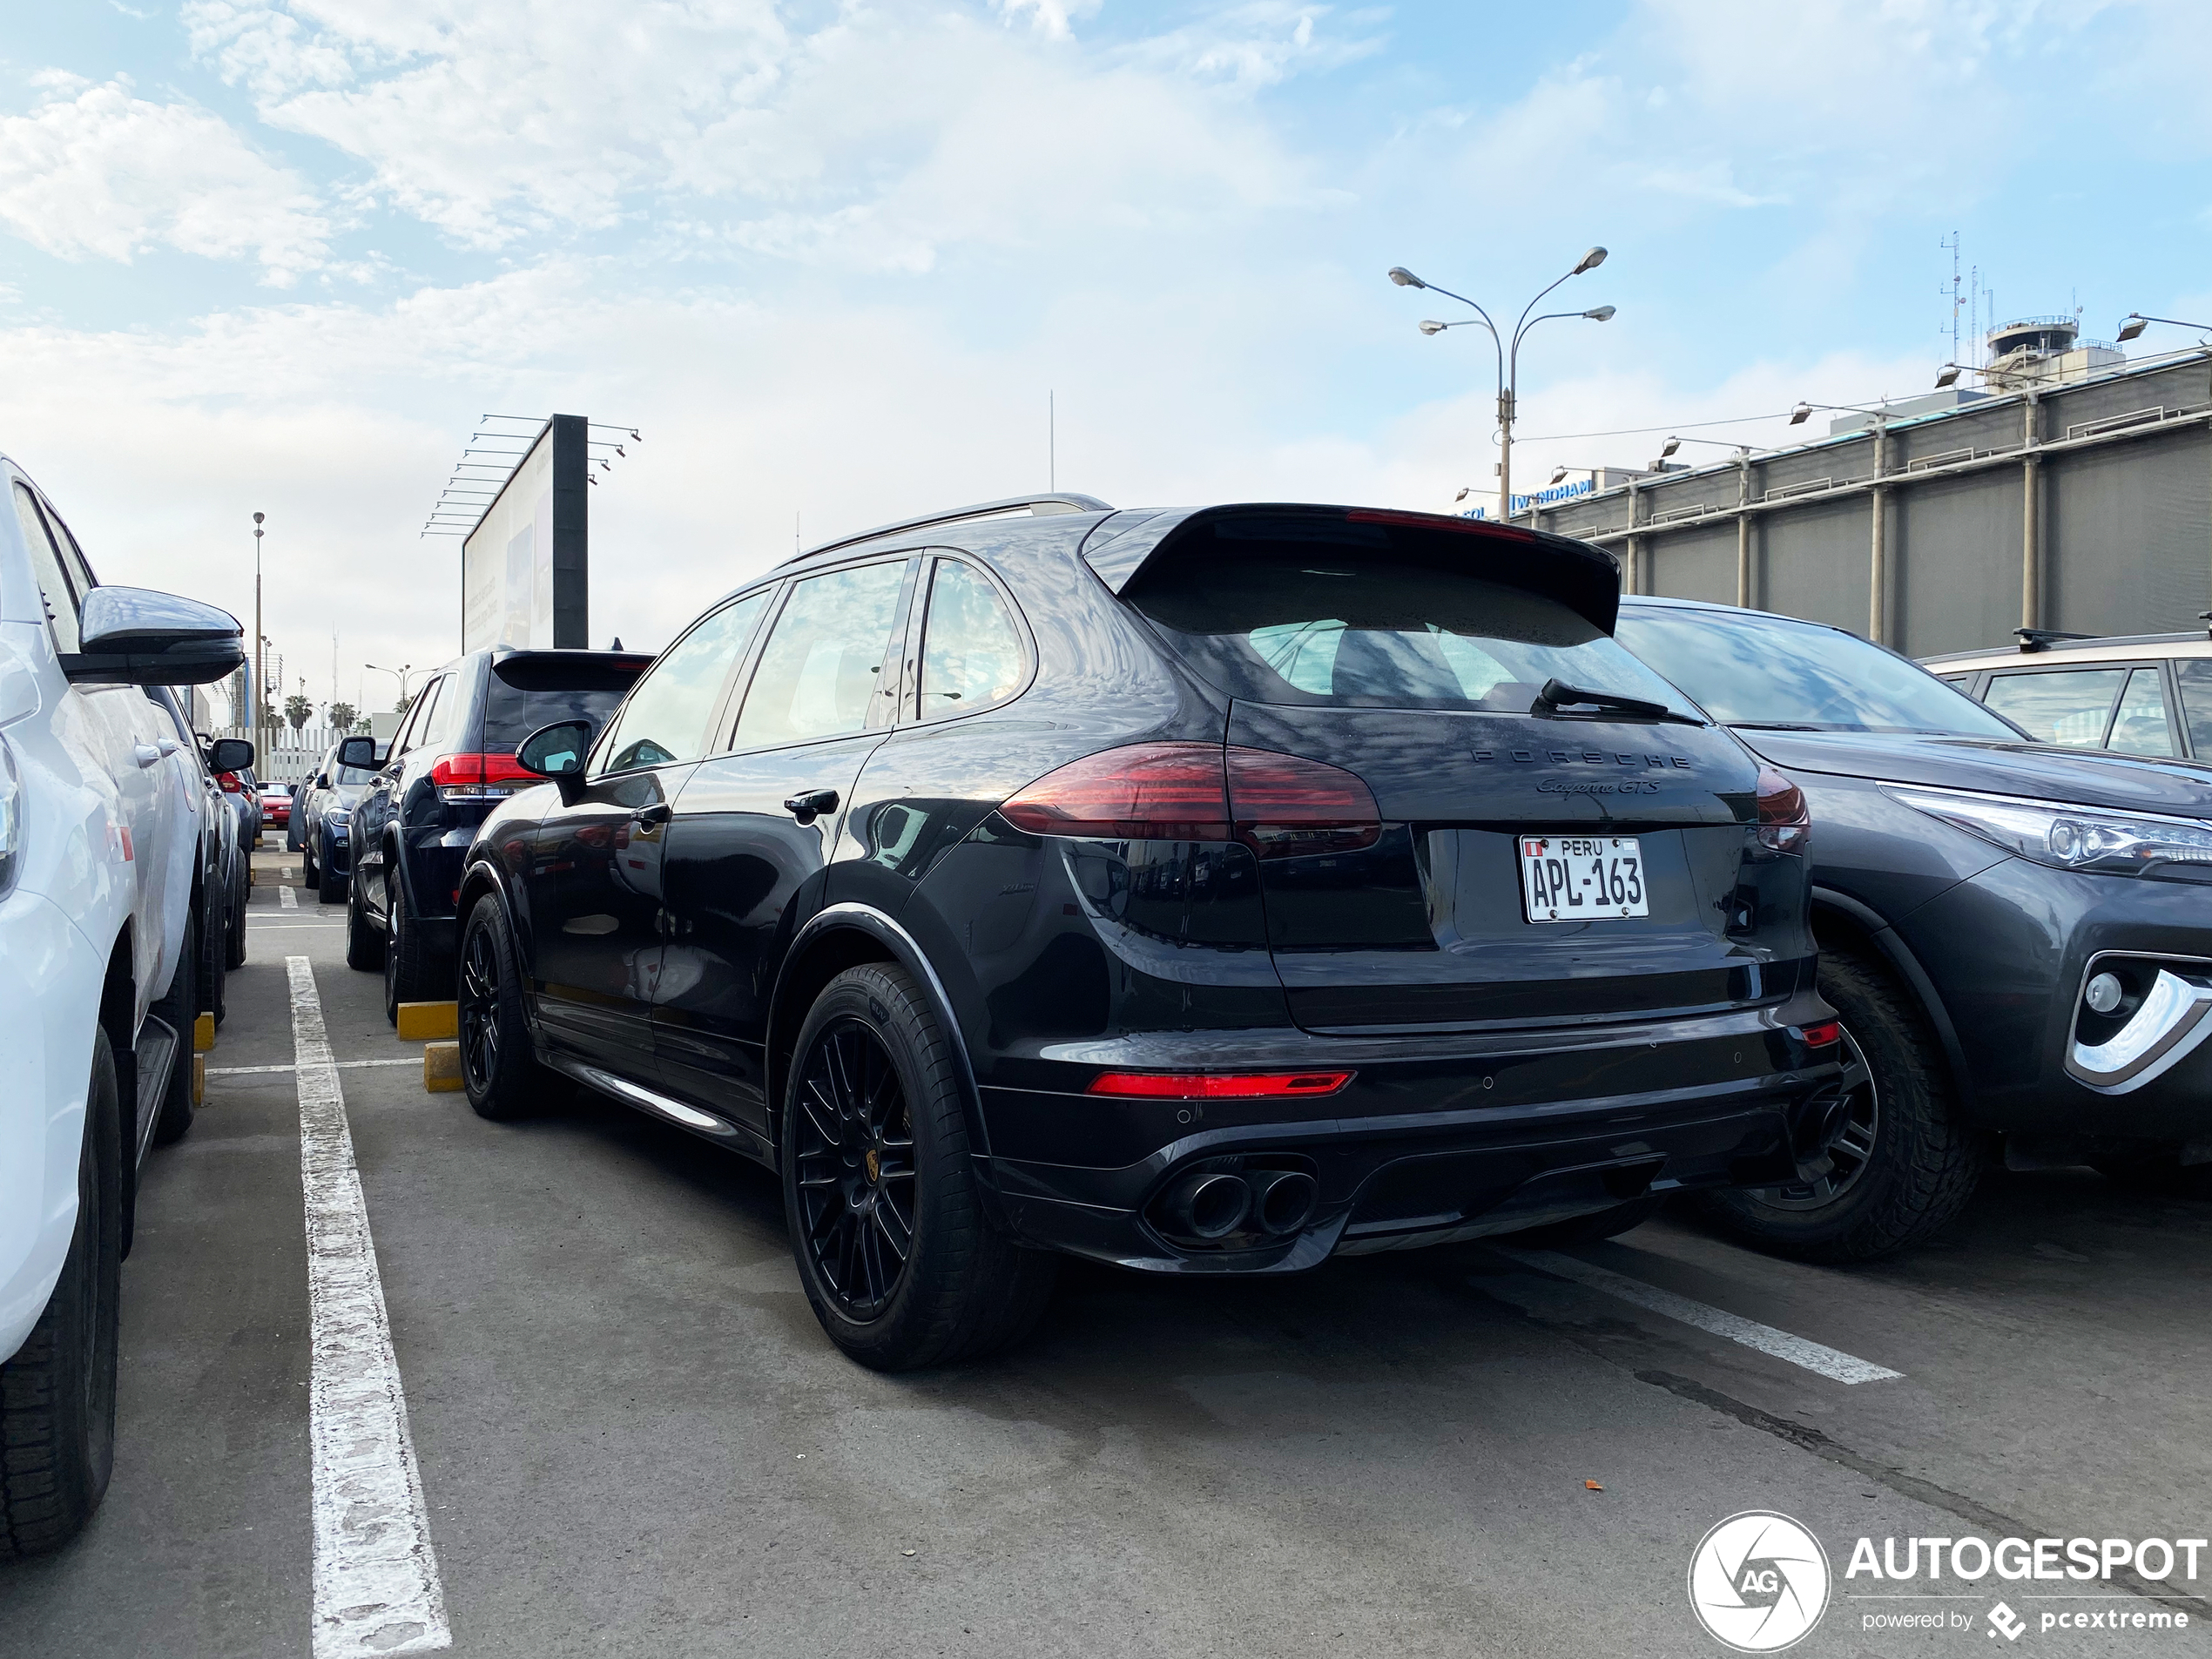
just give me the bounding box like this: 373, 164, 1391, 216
1982, 667, 2128, 748
1613, 606, 2020, 737
12, 482, 80, 653
733, 561, 907, 749
918, 559, 1025, 718
598, 590, 769, 773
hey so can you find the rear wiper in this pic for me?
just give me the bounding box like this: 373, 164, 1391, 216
1531, 678, 1704, 726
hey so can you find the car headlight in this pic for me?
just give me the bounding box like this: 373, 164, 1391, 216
1882, 783, 2212, 879
0, 736, 19, 896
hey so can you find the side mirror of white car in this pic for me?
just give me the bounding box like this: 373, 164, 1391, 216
60, 587, 245, 686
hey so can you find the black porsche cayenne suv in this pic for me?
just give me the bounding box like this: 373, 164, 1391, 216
454, 497, 1845, 1369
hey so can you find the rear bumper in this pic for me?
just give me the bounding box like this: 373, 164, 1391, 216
980, 1001, 1842, 1273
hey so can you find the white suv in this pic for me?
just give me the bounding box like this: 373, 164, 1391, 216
0, 458, 245, 1557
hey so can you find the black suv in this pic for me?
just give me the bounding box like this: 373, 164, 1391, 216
341, 646, 651, 1020
455, 498, 1844, 1370
1615, 597, 2212, 1260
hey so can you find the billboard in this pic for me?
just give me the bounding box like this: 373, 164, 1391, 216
462, 414, 588, 652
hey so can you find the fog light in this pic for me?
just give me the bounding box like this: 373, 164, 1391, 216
2086, 972, 2124, 1015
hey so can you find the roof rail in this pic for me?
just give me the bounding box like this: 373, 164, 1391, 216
783, 494, 1115, 566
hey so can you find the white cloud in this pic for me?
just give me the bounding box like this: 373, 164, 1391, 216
0, 74, 330, 283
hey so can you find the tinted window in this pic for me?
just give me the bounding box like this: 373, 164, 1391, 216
2108, 668, 2177, 756
398, 678, 444, 754
1614, 606, 2020, 737
597, 592, 769, 772
40, 498, 97, 599
919, 559, 1024, 717
734, 561, 907, 748
2177, 662, 2212, 758
12, 482, 80, 652
1131, 553, 1697, 716
483, 655, 650, 754
1982, 668, 2128, 747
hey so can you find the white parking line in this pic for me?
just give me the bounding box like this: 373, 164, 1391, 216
1492, 1246, 1905, 1386
209, 1058, 421, 1076
280, 882, 299, 911
287, 957, 451, 1656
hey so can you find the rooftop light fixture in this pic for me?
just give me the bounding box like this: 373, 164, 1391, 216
2117, 314, 2149, 343
1789, 402, 1812, 425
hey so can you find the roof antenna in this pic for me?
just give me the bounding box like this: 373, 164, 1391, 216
611, 637, 624, 651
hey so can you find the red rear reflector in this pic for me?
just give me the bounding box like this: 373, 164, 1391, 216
1086, 1070, 1354, 1099
1000, 743, 1231, 840
1756, 765, 1811, 853
1799, 1022, 1840, 1049
1225, 746, 1380, 859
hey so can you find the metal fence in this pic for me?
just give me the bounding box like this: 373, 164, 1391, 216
210, 726, 350, 785
1527, 350, 2212, 656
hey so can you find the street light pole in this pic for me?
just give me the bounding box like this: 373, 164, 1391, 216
364, 663, 416, 712
1392, 248, 1612, 523
252, 513, 265, 759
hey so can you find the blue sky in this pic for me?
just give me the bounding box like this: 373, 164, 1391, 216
3, 0, 2210, 712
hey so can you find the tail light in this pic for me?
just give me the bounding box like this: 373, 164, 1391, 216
216, 771, 243, 793
1756, 765, 1810, 853
1000, 743, 1381, 858
1087, 1070, 1353, 1099
1225, 746, 1380, 859
432, 752, 540, 804
999, 743, 1232, 840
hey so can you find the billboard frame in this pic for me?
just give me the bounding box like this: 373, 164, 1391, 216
460, 413, 589, 652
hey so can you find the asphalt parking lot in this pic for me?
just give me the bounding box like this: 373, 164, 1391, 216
3, 853, 2209, 1659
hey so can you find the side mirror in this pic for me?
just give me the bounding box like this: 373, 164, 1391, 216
516, 719, 592, 781
337, 735, 384, 772
314, 773, 330, 789
206, 737, 254, 774
59, 587, 245, 686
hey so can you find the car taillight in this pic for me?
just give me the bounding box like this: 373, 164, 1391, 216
217, 772, 242, 792
432, 752, 539, 803
999, 743, 1232, 840
1225, 746, 1380, 859
1086, 1070, 1354, 1099
1756, 765, 1810, 853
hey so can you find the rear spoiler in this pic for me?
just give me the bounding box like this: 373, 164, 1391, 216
1077, 503, 1622, 635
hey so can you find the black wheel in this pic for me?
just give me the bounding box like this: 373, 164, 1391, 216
196, 881, 226, 1029
317, 832, 346, 904
346, 855, 385, 972
2091, 1149, 2212, 1198
783, 964, 1055, 1371
382, 867, 443, 1025
1501, 1193, 1666, 1248
0, 1027, 122, 1558
151, 913, 198, 1147
458, 894, 550, 1120
1694, 948, 1985, 1262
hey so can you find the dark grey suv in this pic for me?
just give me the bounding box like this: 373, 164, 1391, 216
1617, 597, 2212, 1261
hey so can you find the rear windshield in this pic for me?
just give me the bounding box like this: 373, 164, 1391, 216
1614, 605, 2021, 738
484, 658, 647, 751
1125, 550, 1699, 717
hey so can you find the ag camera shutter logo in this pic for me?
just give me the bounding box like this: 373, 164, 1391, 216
1689, 1511, 1831, 1652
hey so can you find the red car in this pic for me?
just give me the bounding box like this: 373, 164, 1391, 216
257, 779, 291, 829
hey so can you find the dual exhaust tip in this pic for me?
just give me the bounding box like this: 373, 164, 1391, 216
1161, 1167, 1318, 1242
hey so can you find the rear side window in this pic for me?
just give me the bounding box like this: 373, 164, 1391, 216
1128, 550, 1696, 716
918, 559, 1025, 718
484, 656, 648, 753
2177, 662, 2212, 758
734, 560, 907, 748
1982, 667, 2128, 747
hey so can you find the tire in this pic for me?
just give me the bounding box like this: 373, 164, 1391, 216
1501, 1193, 1666, 1248
457, 894, 550, 1120
783, 964, 1055, 1371
1693, 948, 1986, 1263
0, 1027, 123, 1559
345, 856, 386, 973
225, 861, 248, 970
300, 837, 317, 888
317, 832, 346, 905
151, 913, 198, 1147
381, 866, 443, 1026
196, 882, 226, 1029
2091, 1150, 2212, 1199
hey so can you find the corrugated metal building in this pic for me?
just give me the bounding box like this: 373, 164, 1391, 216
1525, 347, 2212, 657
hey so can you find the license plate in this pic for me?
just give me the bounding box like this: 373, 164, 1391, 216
1519, 835, 1647, 922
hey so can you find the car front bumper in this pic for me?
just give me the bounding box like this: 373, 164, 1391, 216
977, 1000, 1844, 1273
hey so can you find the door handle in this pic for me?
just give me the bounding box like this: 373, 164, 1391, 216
132, 743, 163, 769
156, 738, 179, 758
783, 788, 840, 825
633, 802, 672, 828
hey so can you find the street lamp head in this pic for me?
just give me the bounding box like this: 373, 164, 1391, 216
1454, 488, 1473, 502
1934, 364, 1961, 388
2117, 314, 2149, 343
1387, 266, 1426, 289
1548, 466, 1568, 485
1573, 246, 1608, 275
1788, 402, 1812, 425
1659, 437, 1681, 459
1418, 320, 1448, 336
1582, 306, 1615, 322
253, 511, 264, 525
